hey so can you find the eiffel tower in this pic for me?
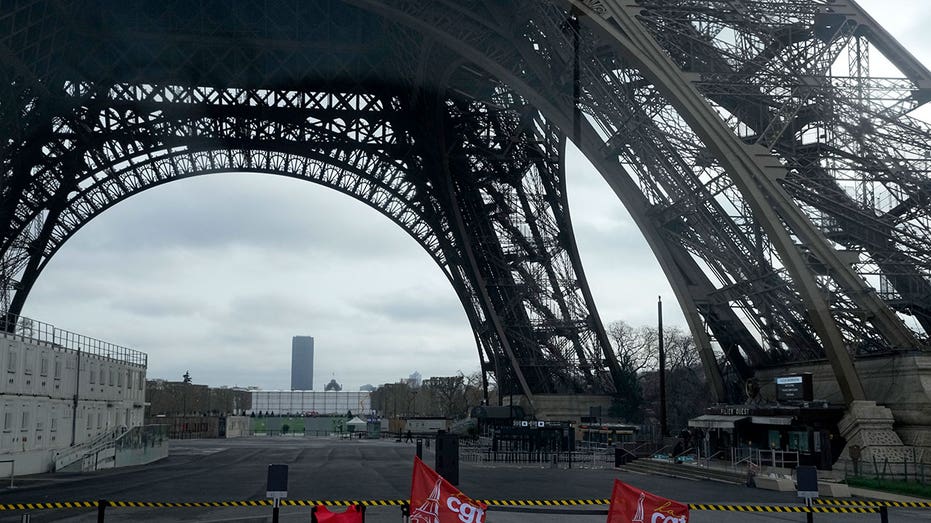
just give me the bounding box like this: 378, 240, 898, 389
1, 1, 929, 423
410, 479, 443, 523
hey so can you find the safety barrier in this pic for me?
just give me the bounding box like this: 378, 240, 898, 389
815, 499, 931, 509
2, 497, 919, 512
7, 495, 931, 523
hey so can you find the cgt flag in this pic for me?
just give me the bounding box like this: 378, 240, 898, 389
410, 456, 487, 523
607, 479, 689, 523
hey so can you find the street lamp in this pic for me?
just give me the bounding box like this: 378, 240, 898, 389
182, 371, 192, 415
658, 297, 667, 437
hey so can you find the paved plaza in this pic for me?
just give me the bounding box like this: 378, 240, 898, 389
0, 438, 928, 522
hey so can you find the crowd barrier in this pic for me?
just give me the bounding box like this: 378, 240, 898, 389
5, 497, 931, 511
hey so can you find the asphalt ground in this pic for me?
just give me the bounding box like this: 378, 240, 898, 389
0, 437, 927, 522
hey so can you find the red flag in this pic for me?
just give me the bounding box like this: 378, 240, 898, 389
313, 505, 363, 522
410, 456, 487, 523
607, 479, 689, 523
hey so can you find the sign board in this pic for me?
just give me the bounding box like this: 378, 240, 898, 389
796, 465, 819, 499
776, 373, 813, 402
266, 464, 288, 499
708, 406, 751, 416
511, 420, 572, 429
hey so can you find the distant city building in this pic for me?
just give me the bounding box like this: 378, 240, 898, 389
250, 390, 371, 416
407, 371, 422, 389
359, 384, 376, 392
324, 378, 342, 391
291, 336, 314, 390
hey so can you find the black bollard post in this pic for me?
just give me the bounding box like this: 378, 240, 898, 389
416, 439, 423, 459
880, 505, 889, 523
97, 499, 108, 523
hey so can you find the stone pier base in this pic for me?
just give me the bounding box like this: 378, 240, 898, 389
837, 401, 910, 462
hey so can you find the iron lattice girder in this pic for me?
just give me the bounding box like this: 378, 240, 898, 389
366, 0, 832, 371
355, 0, 835, 377
574, 4, 916, 353
2, 0, 930, 405
632, 0, 931, 332
2, 85, 436, 262
439, 96, 618, 393
0, 5, 623, 396
345, 0, 929, 398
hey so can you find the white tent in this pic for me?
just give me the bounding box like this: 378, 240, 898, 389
346, 416, 367, 432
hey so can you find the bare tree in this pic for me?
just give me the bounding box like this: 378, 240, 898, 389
371, 382, 417, 418
462, 371, 486, 410
606, 322, 711, 429
608, 321, 657, 374
607, 321, 652, 422
638, 326, 711, 433
422, 375, 467, 418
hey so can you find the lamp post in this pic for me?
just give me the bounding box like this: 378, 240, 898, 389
182, 371, 192, 415
658, 296, 668, 437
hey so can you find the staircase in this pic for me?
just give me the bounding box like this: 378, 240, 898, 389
53, 429, 121, 472
619, 458, 748, 485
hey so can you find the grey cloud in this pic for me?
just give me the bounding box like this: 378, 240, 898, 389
215, 292, 355, 329
87, 174, 420, 260
353, 289, 467, 327
106, 295, 206, 319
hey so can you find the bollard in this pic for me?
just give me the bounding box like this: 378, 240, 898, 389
416, 439, 423, 459
880, 506, 889, 523
20, 514, 30, 523
97, 499, 108, 523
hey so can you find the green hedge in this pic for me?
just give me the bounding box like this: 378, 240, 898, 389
846, 477, 931, 499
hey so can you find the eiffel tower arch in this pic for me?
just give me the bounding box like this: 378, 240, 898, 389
1, 1, 929, 427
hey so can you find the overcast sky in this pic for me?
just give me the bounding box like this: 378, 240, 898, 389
20, 0, 928, 391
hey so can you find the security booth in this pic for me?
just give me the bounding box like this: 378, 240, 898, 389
742, 404, 845, 470
691, 403, 846, 470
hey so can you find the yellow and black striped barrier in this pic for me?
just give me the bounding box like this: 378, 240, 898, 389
815, 499, 931, 509
689, 504, 877, 513
2, 498, 923, 512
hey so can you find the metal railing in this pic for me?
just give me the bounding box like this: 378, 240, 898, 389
731, 447, 799, 470
700, 450, 726, 468
842, 455, 930, 485
622, 441, 662, 458
1, 311, 146, 367
55, 429, 124, 471
460, 448, 615, 468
